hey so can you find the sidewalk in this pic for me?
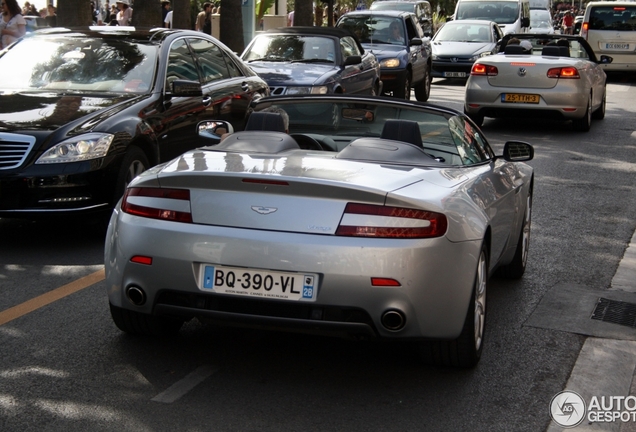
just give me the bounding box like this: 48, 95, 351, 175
546, 231, 636, 432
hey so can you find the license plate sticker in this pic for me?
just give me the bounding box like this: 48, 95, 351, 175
443, 71, 466, 78
603, 43, 631, 51
201, 265, 318, 301
501, 93, 540, 103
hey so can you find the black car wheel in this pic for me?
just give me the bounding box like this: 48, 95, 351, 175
113, 146, 149, 204
414, 65, 431, 102
592, 87, 606, 120
464, 109, 484, 127
419, 243, 488, 368
393, 72, 411, 99
572, 93, 592, 132
498, 186, 532, 279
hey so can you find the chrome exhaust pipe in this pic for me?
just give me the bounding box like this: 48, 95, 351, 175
126, 286, 146, 306
381, 310, 406, 331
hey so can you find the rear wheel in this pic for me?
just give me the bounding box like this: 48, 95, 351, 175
418, 244, 488, 368
572, 94, 592, 132
464, 109, 484, 127
414, 65, 431, 102
109, 303, 184, 336
393, 72, 411, 100
592, 87, 606, 120
498, 188, 532, 279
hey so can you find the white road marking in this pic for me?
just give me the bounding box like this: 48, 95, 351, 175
151, 365, 218, 403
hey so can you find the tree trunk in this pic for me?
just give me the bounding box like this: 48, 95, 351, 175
130, 0, 163, 28
57, 0, 93, 26
172, 0, 192, 29
293, 0, 312, 26
219, 0, 244, 53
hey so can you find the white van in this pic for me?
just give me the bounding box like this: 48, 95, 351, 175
581, 1, 636, 71
454, 0, 530, 34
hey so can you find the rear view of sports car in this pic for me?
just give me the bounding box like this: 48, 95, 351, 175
105, 95, 534, 368
464, 34, 611, 131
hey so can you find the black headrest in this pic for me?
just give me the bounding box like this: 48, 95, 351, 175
245, 112, 286, 132
504, 44, 526, 54
542, 46, 562, 56
380, 120, 422, 148
559, 46, 570, 57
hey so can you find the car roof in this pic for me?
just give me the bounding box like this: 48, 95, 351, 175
371, 0, 430, 5
441, 19, 495, 25
341, 10, 416, 18
30, 26, 200, 44
263, 26, 356, 38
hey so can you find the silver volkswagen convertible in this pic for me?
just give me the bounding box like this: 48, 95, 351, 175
104, 95, 534, 368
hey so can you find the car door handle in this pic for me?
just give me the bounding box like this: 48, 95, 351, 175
202, 96, 212, 106
241, 82, 250, 92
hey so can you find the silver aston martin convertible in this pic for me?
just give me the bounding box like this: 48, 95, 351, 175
104, 95, 534, 368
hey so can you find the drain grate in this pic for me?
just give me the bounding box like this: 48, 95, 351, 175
591, 298, 636, 328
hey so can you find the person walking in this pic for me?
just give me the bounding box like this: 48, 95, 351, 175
164, 9, 172, 28
0, 0, 26, 49
115, 0, 132, 26
161, 0, 170, 25
562, 10, 574, 35
195, 2, 212, 33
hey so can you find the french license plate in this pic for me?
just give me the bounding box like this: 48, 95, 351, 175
443, 71, 466, 78
604, 43, 631, 51
200, 265, 318, 301
501, 93, 540, 103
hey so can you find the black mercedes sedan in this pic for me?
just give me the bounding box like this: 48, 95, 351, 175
0, 27, 269, 221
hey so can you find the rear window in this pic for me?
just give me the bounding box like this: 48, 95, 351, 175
588, 5, 636, 31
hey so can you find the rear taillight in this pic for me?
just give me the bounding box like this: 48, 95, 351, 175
547, 67, 580, 79
471, 63, 498, 76
581, 22, 588, 39
335, 203, 447, 238
121, 187, 193, 223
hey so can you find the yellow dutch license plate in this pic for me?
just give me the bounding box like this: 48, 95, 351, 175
502, 93, 540, 103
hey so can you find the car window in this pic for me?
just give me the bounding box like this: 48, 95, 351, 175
341, 36, 362, 58
243, 35, 335, 63
338, 16, 404, 44
188, 38, 232, 84
405, 16, 420, 39
166, 39, 200, 89
448, 116, 492, 165
589, 5, 636, 31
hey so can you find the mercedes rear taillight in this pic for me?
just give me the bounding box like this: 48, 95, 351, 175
335, 203, 447, 238
121, 187, 192, 223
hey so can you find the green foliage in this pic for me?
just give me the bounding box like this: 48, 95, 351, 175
257, 0, 276, 21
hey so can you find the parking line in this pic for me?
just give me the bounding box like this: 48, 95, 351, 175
0, 269, 105, 326
151, 365, 218, 403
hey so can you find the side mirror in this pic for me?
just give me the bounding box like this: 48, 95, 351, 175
197, 120, 234, 143
522, 17, 530, 27
600, 55, 613, 64
501, 141, 534, 162
344, 55, 362, 66
409, 37, 423, 46
171, 80, 203, 97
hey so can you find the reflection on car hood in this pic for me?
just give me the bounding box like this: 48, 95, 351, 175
361, 44, 406, 59
432, 42, 493, 56
0, 91, 139, 131
246, 63, 335, 86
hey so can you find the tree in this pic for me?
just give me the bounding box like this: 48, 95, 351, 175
172, 0, 193, 29
57, 0, 92, 26
293, 0, 312, 26
131, 0, 163, 27
220, 0, 244, 52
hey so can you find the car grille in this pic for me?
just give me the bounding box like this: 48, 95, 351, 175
0, 133, 36, 170
155, 290, 376, 328
269, 86, 287, 95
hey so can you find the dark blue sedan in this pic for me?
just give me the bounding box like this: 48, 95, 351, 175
241, 27, 382, 96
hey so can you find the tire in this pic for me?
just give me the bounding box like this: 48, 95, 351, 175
498, 187, 532, 279
414, 65, 431, 102
113, 146, 149, 205
592, 87, 606, 120
418, 244, 488, 368
464, 109, 484, 127
393, 72, 411, 100
371, 80, 380, 97
572, 93, 591, 132
109, 303, 184, 336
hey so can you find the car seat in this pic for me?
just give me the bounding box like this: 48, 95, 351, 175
541, 46, 562, 56
380, 120, 423, 147
504, 44, 526, 54
245, 112, 286, 132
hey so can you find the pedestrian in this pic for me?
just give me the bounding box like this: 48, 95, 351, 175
161, 0, 170, 24
195, 2, 212, 33
91, 1, 103, 25
164, 9, 172, 28
115, 0, 132, 26
287, 9, 294, 26
0, 0, 26, 49
45, 4, 56, 27
562, 10, 574, 35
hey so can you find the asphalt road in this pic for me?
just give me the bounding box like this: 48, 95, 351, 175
1, 72, 635, 431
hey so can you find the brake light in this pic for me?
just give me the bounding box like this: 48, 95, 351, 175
581, 22, 588, 39
471, 63, 498, 76
335, 203, 447, 238
614, 7, 626, 11
547, 67, 580, 79
121, 187, 193, 223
